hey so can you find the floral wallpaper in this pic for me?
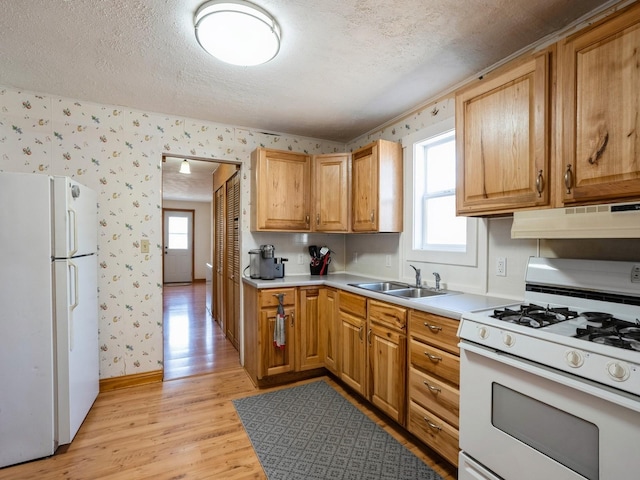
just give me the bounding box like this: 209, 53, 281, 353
0, 86, 345, 379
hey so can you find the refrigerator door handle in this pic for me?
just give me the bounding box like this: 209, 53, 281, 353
68, 260, 79, 351
68, 207, 78, 256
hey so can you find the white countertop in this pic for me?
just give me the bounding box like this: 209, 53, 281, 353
242, 272, 519, 320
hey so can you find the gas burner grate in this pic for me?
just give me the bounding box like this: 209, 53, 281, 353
576, 319, 640, 351
491, 304, 579, 328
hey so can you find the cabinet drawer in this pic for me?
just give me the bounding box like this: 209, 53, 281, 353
410, 338, 459, 386
369, 299, 407, 331
409, 367, 459, 428
409, 310, 459, 355
339, 291, 367, 317
408, 400, 459, 467
259, 288, 296, 308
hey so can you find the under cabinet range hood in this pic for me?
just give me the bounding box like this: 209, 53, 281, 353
511, 202, 640, 239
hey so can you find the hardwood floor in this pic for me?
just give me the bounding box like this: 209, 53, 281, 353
163, 282, 240, 380
0, 283, 457, 480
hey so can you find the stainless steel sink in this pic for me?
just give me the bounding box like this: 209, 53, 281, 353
349, 282, 449, 299
349, 281, 410, 292
385, 288, 447, 298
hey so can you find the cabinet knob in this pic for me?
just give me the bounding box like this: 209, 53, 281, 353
536, 170, 544, 197
564, 164, 573, 194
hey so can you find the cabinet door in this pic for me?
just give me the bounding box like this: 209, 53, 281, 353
368, 322, 406, 425
259, 306, 295, 378
559, 4, 640, 204
456, 53, 551, 215
339, 310, 366, 395
351, 144, 378, 231
297, 287, 322, 371
313, 154, 350, 232
320, 287, 340, 375
252, 148, 311, 231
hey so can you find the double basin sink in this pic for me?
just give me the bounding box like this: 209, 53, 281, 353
348, 281, 449, 299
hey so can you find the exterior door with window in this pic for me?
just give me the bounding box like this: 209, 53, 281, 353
163, 209, 193, 283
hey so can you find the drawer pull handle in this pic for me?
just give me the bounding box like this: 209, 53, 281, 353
272, 293, 287, 298
564, 164, 573, 194
425, 352, 442, 362
423, 381, 441, 393
424, 417, 442, 431
358, 325, 363, 341
423, 322, 442, 332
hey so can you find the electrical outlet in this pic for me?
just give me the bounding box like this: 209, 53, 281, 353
297, 254, 304, 265
632, 264, 640, 283
385, 255, 391, 267
140, 239, 149, 253
496, 257, 507, 277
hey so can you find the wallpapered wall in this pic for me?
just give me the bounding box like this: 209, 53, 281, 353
0, 86, 345, 379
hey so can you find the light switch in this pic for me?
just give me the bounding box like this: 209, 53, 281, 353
141, 239, 150, 253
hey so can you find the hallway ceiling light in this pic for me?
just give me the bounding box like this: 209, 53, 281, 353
194, 0, 281, 66
179, 159, 191, 174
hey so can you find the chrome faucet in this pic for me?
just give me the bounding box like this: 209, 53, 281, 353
433, 272, 441, 291
410, 265, 421, 287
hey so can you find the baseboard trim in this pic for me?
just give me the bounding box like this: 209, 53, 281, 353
99, 369, 164, 392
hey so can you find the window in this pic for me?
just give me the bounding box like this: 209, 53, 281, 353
167, 216, 189, 249
403, 117, 481, 267
414, 129, 467, 251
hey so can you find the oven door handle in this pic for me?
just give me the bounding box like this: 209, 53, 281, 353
459, 340, 640, 413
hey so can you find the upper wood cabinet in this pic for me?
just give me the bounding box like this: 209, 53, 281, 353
251, 148, 311, 231
312, 153, 350, 232
558, 3, 640, 205
455, 52, 551, 216
351, 140, 403, 232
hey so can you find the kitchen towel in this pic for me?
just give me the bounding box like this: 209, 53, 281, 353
273, 293, 286, 349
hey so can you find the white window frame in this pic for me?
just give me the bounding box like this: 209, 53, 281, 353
402, 116, 482, 267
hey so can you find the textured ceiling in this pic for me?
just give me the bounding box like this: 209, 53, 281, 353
0, 0, 619, 201
162, 157, 219, 203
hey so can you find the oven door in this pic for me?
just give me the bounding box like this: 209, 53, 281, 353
459, 341, 640, 480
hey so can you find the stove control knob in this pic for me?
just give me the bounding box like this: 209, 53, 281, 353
607, 361, 630, 382
478, 326, 489, 340
502, 333, 515, 347
565, 350, 584, 368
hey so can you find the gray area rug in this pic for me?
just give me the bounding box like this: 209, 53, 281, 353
233, 380, 445, 480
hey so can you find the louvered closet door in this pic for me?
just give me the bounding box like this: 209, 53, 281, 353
225, 172, 240, 350
214, 186, 225, 328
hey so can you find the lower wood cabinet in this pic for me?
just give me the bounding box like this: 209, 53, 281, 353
339, 291, 367, 395
320, 287, 340, 375
407, 310, 461, 466
243, 285, 297, 385
367, 299, 407, 425
297, 287, 323, 371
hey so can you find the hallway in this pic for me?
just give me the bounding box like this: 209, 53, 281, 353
163, 282, 240, 381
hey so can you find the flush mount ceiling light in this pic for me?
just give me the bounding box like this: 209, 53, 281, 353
179, 159, 191, 174
194, 0, 281, 66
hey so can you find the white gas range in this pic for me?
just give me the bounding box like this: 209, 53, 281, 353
457, 257, 640, 480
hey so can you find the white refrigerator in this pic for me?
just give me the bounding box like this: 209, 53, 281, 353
0, 172, 99, 468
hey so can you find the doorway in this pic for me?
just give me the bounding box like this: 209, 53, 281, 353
163, 209, 194, 284
161, 155, 241, 381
